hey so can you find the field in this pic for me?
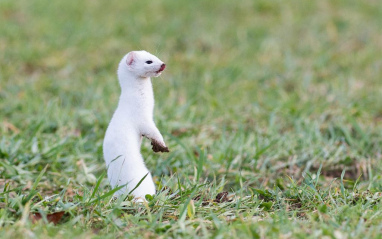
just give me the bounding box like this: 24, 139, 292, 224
1, 0, 382, 238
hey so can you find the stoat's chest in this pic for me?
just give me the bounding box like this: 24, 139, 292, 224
117, 81, 155, 121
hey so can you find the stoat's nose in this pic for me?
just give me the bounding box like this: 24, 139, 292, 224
159, 63, 166, 72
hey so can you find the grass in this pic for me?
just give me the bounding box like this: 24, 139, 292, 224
1, 0, 382, 238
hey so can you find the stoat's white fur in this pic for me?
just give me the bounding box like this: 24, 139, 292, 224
103, 50, 169, 200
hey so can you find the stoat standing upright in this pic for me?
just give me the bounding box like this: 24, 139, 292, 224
103, 50, 169, 200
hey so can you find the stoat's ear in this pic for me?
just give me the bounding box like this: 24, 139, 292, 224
126, 51, 135, 67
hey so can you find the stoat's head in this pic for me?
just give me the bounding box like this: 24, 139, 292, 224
118, 50, 166, 79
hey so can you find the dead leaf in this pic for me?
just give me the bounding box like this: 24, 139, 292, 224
214, 192, 229, 203
171, 128, 188, 136
3, 121, 20, 133
30, 211, 65, 225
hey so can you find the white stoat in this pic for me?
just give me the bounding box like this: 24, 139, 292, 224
103, 50, 169, 200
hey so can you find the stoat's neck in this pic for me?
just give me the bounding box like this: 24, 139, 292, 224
120, 76, 152, 97
117, 72, 154, 116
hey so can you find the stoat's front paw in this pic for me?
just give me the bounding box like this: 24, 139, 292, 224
151, 139, 170, 153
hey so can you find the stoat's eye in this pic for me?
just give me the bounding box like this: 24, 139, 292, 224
145, 60, 153, 64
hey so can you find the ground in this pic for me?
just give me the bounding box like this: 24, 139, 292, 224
1, 0, 382, 238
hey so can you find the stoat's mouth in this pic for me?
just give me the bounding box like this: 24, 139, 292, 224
156, 63, 166, 74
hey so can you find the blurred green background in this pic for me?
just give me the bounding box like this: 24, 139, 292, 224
1, 0, 381, 183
